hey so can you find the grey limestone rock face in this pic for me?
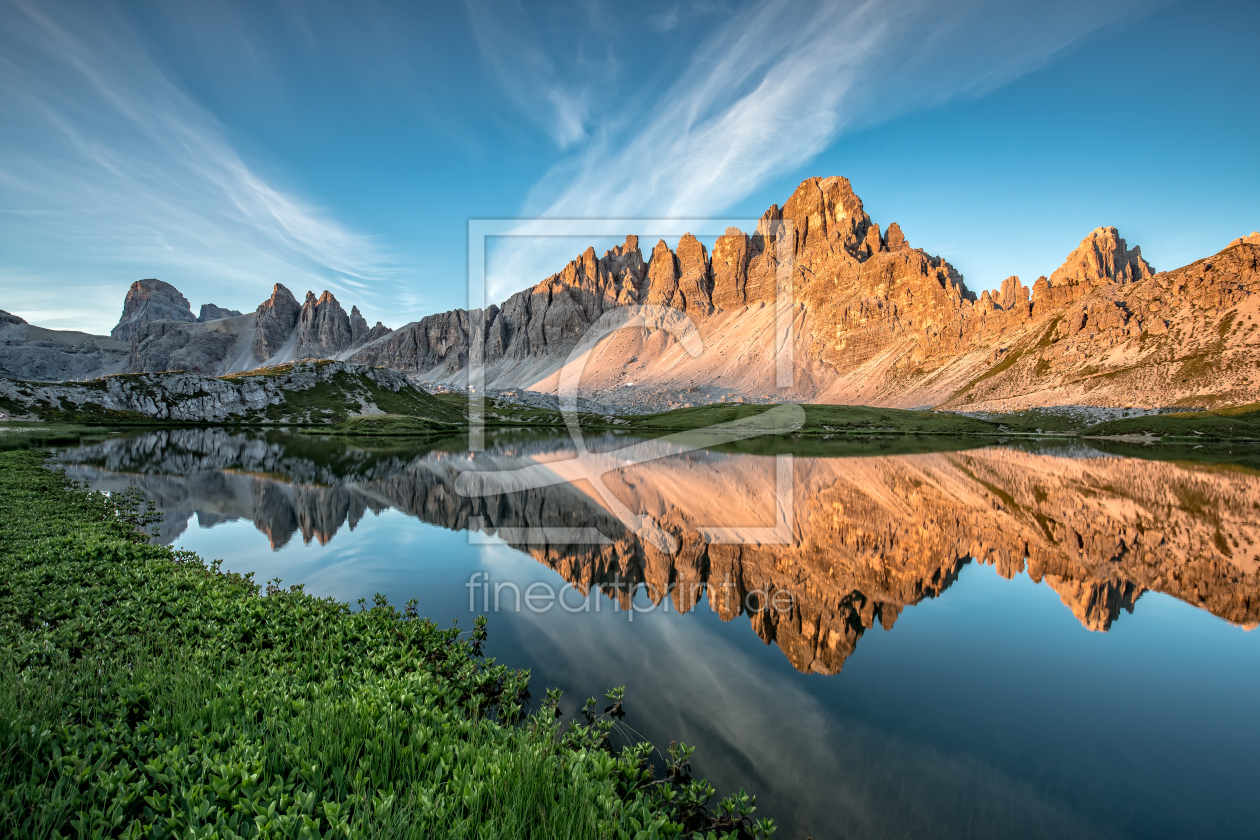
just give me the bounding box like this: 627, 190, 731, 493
1, 308, 129, 382
128, 320, 241, 374
111, 279, 196, 341
0, 360, 418, 422
0, 336, 127, 382
349, 234, 656, 375
5, 278, 390, 381
294, 291, 353, 360
198, 304, 243, 322
252, 284, 302, 362
350, 306, 370, 347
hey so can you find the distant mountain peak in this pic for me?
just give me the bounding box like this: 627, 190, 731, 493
198, 303, 242, 322
1048, 226, 1153, 289
111, 278, 195, 341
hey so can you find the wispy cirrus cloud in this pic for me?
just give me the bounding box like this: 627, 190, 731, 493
481, 0, 1162, 299
0, 0, 391, 332
463, 0, 615, 150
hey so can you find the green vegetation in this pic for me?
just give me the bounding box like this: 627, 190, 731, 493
623, 402, 1001, 437
252, 371, 465, 428
0, 392, 152, 426
0, 423, 120, 452
313, 414, 469, 437
0, 450, 776, 839
1082, 402, 1260, 440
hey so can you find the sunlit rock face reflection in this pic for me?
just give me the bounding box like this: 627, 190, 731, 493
59, 429, 1260, 674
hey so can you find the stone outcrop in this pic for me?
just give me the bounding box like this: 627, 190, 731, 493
111, 279, 196, 341
198, 304, 242, 322
349, 306, 389, 347
57, 431, 1260, 674
0, 360, 428, 423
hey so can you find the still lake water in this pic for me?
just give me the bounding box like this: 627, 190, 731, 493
57, 428, 1260, 840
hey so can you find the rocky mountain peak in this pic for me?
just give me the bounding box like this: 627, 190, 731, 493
294, 290, 352, 360
1048, 227, 1153, 289
348, 306, 392, 348
599, 235, 647, 301
780, 176, 873, 256
885, 222, 907, 251
350, 305, 370, 346
252, 284, 301, 361
711, 227, 751, 309
642, 239, 681, 308
998, 276, 1030, 311
0, 309, 27, 327
111, 279, 196, 341
1229, 232, 1260, 248
676, 233, 713, 318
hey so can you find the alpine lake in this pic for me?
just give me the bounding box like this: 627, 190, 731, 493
53, 425, 1260, 840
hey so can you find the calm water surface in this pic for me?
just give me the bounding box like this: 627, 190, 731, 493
56, 429, 1260, 840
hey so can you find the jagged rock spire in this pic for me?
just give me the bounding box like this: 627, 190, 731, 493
252, 284, 301, 361
294, 291, 354, 360
1049, 227, 1153, 288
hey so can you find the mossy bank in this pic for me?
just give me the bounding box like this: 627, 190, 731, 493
0, 450, 775, 839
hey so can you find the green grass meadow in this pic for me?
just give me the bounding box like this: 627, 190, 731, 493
0, 450, 774, 839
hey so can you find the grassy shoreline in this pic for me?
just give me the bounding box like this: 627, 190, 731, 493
0, 450, 774, 839
6, 396, 1260, 457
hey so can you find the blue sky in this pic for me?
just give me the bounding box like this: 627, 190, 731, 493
1, 0, 1256, 333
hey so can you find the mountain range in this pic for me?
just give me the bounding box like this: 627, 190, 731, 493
0, 278, 391, 382
4, 176, 1258, 412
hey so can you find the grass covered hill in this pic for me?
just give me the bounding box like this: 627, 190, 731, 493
0, 450, 775, 839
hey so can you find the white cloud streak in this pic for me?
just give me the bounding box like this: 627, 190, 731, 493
464, 0, 606, 149
0, 0, 391, 332
482, 0, 1162, 300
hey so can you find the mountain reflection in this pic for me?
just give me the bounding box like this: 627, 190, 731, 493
58, 428, 1260, 674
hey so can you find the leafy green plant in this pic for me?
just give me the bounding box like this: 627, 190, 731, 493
0, 450, 774, 839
